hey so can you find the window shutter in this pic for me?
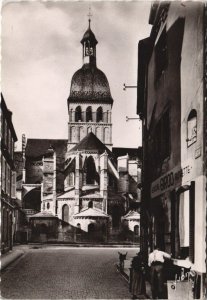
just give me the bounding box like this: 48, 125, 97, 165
7, 165, 11, 197
11, 171, 16, 199
189, 181, 195, 263
2, 158, 5, 192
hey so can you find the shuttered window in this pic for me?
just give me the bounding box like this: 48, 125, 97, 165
11, 171, 16, 199
7, 164, 11, 197
189, 181, 195, 263
2, 157, 5, 192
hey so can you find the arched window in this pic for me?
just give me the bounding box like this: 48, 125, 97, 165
76, 223, 81, 234
88, 200, 93, 208
85, 156, 97, 184
75, 106, 82, 122
187, 109, 197, 147
96, 107, 103, 122
86, 106, 92, 122
88, 223, 95, 233
47, 202, 50, 209
62, 204, 69, 223
43, 202, 45, 210
134, 225, 139, 235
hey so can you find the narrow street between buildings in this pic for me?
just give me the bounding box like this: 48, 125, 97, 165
1, 246, 137, 299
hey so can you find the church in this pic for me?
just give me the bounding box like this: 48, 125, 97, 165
15, 20, 141, 243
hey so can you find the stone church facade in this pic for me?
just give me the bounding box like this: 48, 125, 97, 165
15, 22, 140, 243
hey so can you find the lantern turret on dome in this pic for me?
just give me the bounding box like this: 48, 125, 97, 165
81, 19, 98, 66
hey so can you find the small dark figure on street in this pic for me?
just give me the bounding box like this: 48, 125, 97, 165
148, 245, 171, 299
118, 251, 127, 271
131, 252, 146, 299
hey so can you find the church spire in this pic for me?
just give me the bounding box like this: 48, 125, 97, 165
81, 7, 98, 66
87, 6, 92, 29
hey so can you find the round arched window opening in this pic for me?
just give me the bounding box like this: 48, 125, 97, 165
134, 225, 139, 235
187, 109, 197, 147
75, 106, 82, 122
86, 106, 92, 122
47, 203, 50, 209
62, 204, 69, 223
88, 201, 93, 208
96, 107, 103, 122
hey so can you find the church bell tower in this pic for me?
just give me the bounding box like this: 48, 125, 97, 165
67, 17, 114, 152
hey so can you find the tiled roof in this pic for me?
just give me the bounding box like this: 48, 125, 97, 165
73, 207, 109, 218
29, 211, 57, 219
57, 188, 75, 199
69, 132, 112, 154
81, 192, 102, 199
122, 210, 140, 220
68, 66, 113, 104
25, 138, 67, 158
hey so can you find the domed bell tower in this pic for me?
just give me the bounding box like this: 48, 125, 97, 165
67, 18, 113, 153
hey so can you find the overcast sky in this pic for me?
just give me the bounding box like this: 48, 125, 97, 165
2, 0, 152, 151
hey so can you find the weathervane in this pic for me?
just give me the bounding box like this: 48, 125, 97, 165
87, 5, 93, 28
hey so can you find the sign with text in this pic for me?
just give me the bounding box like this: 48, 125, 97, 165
151, 160, 196, 198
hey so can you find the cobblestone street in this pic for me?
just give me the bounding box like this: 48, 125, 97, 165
1, 247, 137, 299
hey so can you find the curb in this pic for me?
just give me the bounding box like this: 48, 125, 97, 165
28, 243, 139, 248
1, 250, 25, 271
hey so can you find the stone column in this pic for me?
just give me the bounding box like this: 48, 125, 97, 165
92, 111, 96, 122
109, 112, 112, 123
72, 110, 75, 122
74, 152, 82, 214
81, 111, 84, 122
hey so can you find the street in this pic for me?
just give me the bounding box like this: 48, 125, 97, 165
1, 246, 137, 299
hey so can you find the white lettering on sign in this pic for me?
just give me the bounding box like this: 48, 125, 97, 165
151, 161, 193, 198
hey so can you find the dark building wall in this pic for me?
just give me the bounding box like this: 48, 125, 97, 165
138, 1, 206, 297
1, 94, 17, 253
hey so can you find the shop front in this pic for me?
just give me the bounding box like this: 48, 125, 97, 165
150, 159, 206, 299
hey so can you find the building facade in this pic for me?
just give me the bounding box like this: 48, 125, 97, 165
1, 94, 18, 253
137, 2, 206, 298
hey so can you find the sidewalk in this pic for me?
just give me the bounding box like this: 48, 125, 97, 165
117, 258, 152, 299
1, 245, 26, 271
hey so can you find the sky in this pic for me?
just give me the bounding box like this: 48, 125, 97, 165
2, 0, 152, 151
